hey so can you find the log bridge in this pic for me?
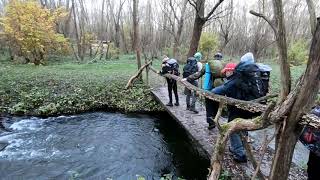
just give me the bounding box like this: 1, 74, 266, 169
126, 61, 319, 179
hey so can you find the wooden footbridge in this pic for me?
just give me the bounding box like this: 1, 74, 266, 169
125, 61, 319, 179
151, 86, 307, 179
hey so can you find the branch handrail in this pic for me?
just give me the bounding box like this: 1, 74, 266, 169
148, 65, 320, 128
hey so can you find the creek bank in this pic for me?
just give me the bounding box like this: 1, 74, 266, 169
0, 80, 163, 117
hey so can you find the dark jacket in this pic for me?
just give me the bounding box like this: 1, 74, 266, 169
187, 60, 225, 88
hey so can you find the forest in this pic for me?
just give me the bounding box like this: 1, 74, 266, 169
0, 0, 320, 180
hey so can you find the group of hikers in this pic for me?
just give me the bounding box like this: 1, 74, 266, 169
160, 51, 271, 162
160, 51, 320, 179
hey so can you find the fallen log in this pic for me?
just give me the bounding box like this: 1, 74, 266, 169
125, 60, 153, 89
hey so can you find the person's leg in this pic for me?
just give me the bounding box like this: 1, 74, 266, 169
186, 89, 191, 110
173, 80, 179, 106
190, 90, 199, 113
307, 151, 320, 180
166, 78, 173, 106
229, 132, 247, 162
189, 81, 198, 113
205, 98, 217, 129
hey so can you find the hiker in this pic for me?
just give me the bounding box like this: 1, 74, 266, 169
182, 52, 203, 113
183, 52, 224, 129
160, 56, 180, 106
299, 105, 320, 180
211, 52, 264, 162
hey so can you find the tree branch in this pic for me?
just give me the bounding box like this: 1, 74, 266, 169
204, 0, 225, 21
125, 60, 153, 89
249, 10, 278, 36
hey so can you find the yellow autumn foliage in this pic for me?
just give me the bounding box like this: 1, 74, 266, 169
0, 0, 70, 65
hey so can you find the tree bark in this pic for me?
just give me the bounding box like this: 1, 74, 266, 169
133, 0, 142, 77
269, 17, 320, 180
306, 0, 317, 36
187, 0, 205, 58
272, 0, 291, 101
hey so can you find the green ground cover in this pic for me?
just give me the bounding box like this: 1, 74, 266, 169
0, 53, 315, 117
0, 54, 162, 116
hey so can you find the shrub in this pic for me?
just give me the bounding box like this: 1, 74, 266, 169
199, 32, 219, 60
288, 39, 308, 66
0, 0, 70, 65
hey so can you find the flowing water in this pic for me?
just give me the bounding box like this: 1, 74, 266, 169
0, 113, 209, 180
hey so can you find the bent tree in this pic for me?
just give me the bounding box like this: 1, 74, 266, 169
209, 2, 320, 180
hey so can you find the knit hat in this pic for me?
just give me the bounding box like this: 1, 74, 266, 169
194, 52, 202, 61
221, 63, 237, 74
214, 52, 223, 60
240, 52, 255, 64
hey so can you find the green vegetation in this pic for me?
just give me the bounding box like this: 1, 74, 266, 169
0, 54, 162, 116
288, 39, 309, 66
1, 51, 314, 117
199, 32, 219, 60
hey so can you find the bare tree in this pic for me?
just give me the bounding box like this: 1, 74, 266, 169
187, 0, 226, 58
133, 0, 142, 77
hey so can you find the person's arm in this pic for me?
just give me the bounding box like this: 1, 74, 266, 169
187, 67, 205, 81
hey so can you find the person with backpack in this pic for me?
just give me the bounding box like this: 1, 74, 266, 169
183, 52, 224, 129
299, 105, 320, 180
182, 52, 203, 113
160, 56, 180, 106
211, 52, 264, 162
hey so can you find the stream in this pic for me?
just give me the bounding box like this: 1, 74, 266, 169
0, 112, 209, 180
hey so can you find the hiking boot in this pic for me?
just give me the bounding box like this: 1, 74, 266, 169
208, 123, 216, 130
233, 155, 247, 163
186, 105, 190, 110
166, 102, 173, 107
174, 102, 179, 106
228, 147, 247, 163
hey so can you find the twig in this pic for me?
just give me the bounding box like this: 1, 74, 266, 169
240, 133, 266, 180
249, 10, 278, 37
252, 94, 278, 103
214, 102, 224, 131
251, 132, 276, 180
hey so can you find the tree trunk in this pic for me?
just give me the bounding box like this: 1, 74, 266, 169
133, 0, 142, 76
269, 124, 299, 180
306, 0, 316, 36
187, 18, 205, 58
269, 17, 320, 180
187, 0, 205, 58
71, 0, 81, 62
273, 0, 291, 101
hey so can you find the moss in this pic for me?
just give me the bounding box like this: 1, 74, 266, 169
221, 124, 230, 134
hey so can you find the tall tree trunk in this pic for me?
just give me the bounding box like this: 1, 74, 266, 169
187, 0, 205, 58
269, 17, 320, 180
187, 18, 205, 58
273, 0, 291, 101
133, 0, 142, 76
71, 0, 81, 61
306, 0, 316, 36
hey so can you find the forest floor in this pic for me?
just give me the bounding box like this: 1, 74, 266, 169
0, 54, 163, 117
